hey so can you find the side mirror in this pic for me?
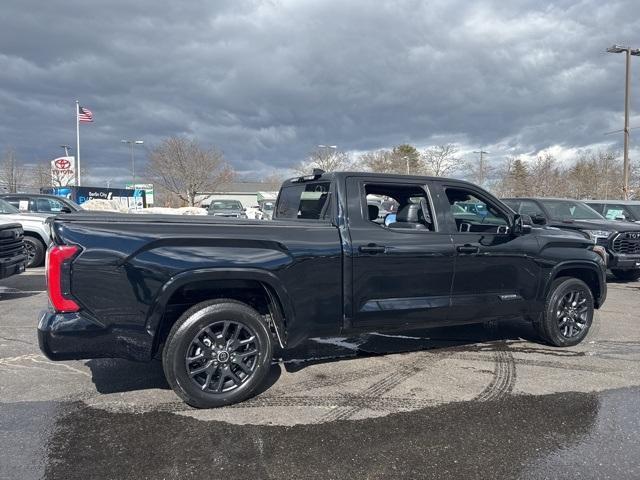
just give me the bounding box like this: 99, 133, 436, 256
513, 214, 532, 235
615, 216, 626, 222
60, 206, 72, 213
530, 213, 546, 225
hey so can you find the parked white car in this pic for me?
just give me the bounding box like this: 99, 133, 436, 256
0, 199, 51, 267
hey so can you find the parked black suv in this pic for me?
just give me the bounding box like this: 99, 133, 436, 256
39, 173, 607, 408
503, 197, 640, 281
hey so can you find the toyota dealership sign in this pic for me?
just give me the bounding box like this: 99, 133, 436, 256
51, 156, 76, 186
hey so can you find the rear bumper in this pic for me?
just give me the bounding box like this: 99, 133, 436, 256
38, 309, 153, 362
0, 255, 26, 279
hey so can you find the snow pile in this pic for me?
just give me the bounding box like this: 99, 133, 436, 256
132, 206, 207, 215
80, 199, 128, 212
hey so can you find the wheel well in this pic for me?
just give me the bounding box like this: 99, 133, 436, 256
553, 268, 602, 308
154, 279, 286, 355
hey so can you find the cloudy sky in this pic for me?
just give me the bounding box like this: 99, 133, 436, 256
2, 0, 640, 185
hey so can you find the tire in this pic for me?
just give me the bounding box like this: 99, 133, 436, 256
23, 236, 45, 268
611, 269, 640, 282
162, 299, 273, 408
535, 277, 594, 347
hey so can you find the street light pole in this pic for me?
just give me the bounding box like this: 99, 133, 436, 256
607, 44, 640, 199
60, 145, 72, 157
121, 139, 144, 187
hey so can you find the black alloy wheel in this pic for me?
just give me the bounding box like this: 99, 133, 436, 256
555, 290, 590, 339
162, 299, 273, 408
535, 277, 594, 347
185, 320, 259, 393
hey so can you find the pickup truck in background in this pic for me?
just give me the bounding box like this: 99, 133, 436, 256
0, 199, 52, 268
0, 222, 26, 280
503, 197, 640, 282
39, 172, 607, 408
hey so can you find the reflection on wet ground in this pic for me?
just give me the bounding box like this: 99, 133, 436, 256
1, 387, 638, 479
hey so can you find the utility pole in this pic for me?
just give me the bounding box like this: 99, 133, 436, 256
473, 150, 489, 186
607, 44, 640, 199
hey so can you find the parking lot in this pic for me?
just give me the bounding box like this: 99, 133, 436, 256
1, 269, 639, 479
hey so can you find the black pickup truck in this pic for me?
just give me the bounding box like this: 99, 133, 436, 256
503, 197, 640, 282
0, 223, 26, 280
39, 172, 607, 408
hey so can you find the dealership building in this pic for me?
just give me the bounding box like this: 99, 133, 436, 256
198, 182, 278, 209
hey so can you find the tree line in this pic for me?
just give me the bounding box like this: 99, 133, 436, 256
298, 144, 640, 200
1, 138, 638, 206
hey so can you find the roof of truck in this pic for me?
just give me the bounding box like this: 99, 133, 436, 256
282, 171, 476, 186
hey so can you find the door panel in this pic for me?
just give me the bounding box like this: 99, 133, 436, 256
346, 177, 455, 328
432, 183, 542, 323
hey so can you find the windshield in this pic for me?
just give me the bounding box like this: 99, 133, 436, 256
0, 199, 19, 214
540, 200, 604, 220
210, 200, 242, 210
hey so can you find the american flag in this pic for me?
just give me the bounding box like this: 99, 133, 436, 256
78, 106, 93, 123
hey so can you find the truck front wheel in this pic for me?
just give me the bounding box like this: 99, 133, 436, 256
23, 236, 45, 268
535, 277, 594, 347
162, 299, 273, 408
611, 269, 640, 282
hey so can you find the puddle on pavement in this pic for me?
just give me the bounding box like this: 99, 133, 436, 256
2, 387, 636, 480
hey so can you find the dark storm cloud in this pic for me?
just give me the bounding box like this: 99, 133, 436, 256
1, 0, 640, 184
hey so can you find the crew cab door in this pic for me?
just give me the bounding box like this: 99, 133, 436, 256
345, 177, 455, 328
430, 182, 541, 323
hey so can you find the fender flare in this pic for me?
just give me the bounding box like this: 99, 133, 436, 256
145, 268, 295, 349
545, 260, 606, 307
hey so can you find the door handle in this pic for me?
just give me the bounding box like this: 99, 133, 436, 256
359, 244, 387, 254
456, 245, 480, 254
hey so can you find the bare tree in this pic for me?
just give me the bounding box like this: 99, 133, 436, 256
0, 148, 27, 193
30, 163, 52, 190
465, 154, 495, 187
358, 149, 395, 173
146, 137, 234, 206
528, 153, 563, 198
422, 144, 459, 177
260, 172, 287, 191
293, 148, 352, 175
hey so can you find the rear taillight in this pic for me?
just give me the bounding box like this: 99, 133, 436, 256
46, 245, 80, 313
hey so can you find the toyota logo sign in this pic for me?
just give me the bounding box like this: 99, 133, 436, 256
626, 232, 640, 240
54, 158, 71, 170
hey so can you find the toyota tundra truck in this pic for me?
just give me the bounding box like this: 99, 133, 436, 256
38, 172, 607, 408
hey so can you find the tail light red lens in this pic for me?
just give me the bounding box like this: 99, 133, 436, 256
46, 245, 80, 313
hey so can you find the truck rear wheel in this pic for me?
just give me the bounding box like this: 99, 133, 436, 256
162, 299, 273, 408
535, 277, 594, 347
611, 269, 640, 282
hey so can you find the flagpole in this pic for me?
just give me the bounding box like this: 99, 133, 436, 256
76, 100, 81, 186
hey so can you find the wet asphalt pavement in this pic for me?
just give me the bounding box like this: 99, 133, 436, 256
1, 270, 639, 479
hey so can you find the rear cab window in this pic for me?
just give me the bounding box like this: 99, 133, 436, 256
275, 181, 332, 220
